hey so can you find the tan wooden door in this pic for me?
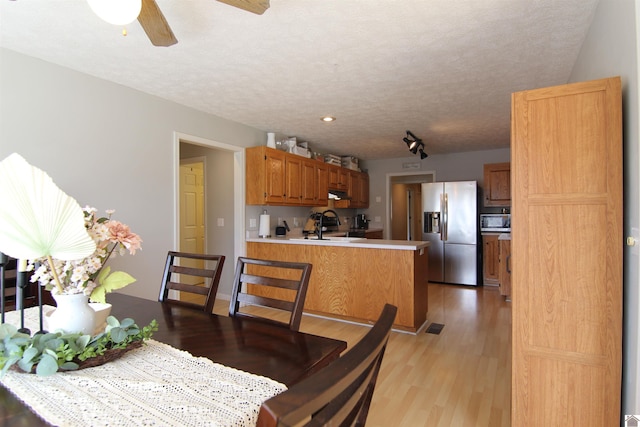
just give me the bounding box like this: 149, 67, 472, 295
511, 77, 622, 426
180, 161, 205, 285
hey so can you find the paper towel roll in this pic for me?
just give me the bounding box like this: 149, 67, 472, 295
259, 214, 271, 238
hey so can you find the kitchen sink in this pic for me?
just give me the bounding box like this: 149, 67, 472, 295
289, 236, 366, 242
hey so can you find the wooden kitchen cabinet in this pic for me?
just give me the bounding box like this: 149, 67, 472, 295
284, 154, 303, 205
287, 156, 332, 206
246, 146, 287, 204
348, 171, 369, 208
246, 146, 366, 207
511, 77, 622, 426
333, 170, 370, 209
298, 157, 319, 205
364, 229, 383, 239
328, 164, 348, 191
498, 238, 510, 297
483, 162, 511, 207
247, 240, 428, 332
315, 162, 329, 206
482, 234, 499, 285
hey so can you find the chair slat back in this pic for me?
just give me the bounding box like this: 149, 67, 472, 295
229, 257, 312, 331
158, 251, 225, 313
256, 304, 397, 427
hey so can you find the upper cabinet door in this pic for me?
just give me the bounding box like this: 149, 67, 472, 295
315, 162, 329, 206
300, 158, 318, 205
511, 77, 622, 427
483, 162, 511, 206
284, 155, 303, 205
265, 149, 287, 204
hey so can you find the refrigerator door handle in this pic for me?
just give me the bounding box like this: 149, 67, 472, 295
439, 193, 444, 241
442, 193, 448, 241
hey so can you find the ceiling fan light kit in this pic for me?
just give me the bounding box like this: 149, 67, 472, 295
85, 0, 268, 47
87, 0, 142, 26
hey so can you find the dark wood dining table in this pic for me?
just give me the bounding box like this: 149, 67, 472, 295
0, 293, 347, 426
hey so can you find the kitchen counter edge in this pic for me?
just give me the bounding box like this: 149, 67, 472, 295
246, 237, 429, 251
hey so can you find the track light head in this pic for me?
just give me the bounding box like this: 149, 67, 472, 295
403, 130, 428, 159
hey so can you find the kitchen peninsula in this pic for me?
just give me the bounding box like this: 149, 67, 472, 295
246, 237, 430, 332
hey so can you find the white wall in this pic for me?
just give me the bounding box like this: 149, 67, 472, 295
567, 0, 639, 416
0, 48, 265, 301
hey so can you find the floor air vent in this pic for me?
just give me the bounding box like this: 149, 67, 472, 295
426, 323, 444, 335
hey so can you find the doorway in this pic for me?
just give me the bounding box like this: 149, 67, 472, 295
386, 171, 436, 241
174, 132, 245, 299
391, 183, 423, 240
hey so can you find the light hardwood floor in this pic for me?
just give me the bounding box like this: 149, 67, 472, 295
206, 283, 512, 427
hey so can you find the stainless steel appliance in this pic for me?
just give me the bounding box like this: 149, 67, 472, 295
422, 181, 479, 286
480, 214, 511, 233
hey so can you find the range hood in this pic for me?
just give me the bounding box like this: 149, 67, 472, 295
328, 190, 350, 200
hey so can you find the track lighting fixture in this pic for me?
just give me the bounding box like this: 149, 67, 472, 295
403, 130, 428, 159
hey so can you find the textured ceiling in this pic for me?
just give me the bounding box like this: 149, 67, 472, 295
0, 0, 599, 160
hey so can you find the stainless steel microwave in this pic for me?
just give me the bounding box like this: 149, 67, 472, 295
480, 214, 511, 232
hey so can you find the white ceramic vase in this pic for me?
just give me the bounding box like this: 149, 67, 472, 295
89, 302, 113, 335
47, 293, 96, 335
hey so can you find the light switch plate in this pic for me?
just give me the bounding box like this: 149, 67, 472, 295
217, 218, 224, 227
376, 196, 381, 203
374, 216, 381, 222
632, 227, 639, 256
249, 218, 256, 228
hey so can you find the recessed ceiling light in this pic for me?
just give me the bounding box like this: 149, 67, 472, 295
321, 116, 336, 122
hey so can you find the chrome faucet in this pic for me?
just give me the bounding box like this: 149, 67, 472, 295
317, 209, 341, 240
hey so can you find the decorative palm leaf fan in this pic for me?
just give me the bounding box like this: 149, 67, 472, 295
138, 0, 270, 47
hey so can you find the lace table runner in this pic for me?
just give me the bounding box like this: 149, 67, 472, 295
1, 308, 287, 427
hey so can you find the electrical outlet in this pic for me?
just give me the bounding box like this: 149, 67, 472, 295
376, 196, 382, 203
278, 217, 282, 225
249, 218, 256, 228
374, 216, 381, 222
293, 217, 299, 227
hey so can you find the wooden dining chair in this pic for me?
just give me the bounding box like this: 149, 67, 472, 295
1, 255, 41, 312
229, 257, 312, 331
158, 251, 225, 313
256, 303, 397, 427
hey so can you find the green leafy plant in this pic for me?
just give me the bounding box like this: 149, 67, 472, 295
0, 316, 157, 377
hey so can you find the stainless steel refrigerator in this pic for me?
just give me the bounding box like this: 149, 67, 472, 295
421, 181, 478, 285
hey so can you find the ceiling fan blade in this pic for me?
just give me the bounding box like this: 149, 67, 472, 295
216, 0, 270, 15
137, 0, 178, 47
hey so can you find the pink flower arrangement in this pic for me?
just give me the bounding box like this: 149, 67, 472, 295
29, 207, 142, 303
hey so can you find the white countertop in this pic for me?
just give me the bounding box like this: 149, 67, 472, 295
246, 236, 429, 251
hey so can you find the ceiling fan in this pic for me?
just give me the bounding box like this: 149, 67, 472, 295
137, 0, 270, 47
